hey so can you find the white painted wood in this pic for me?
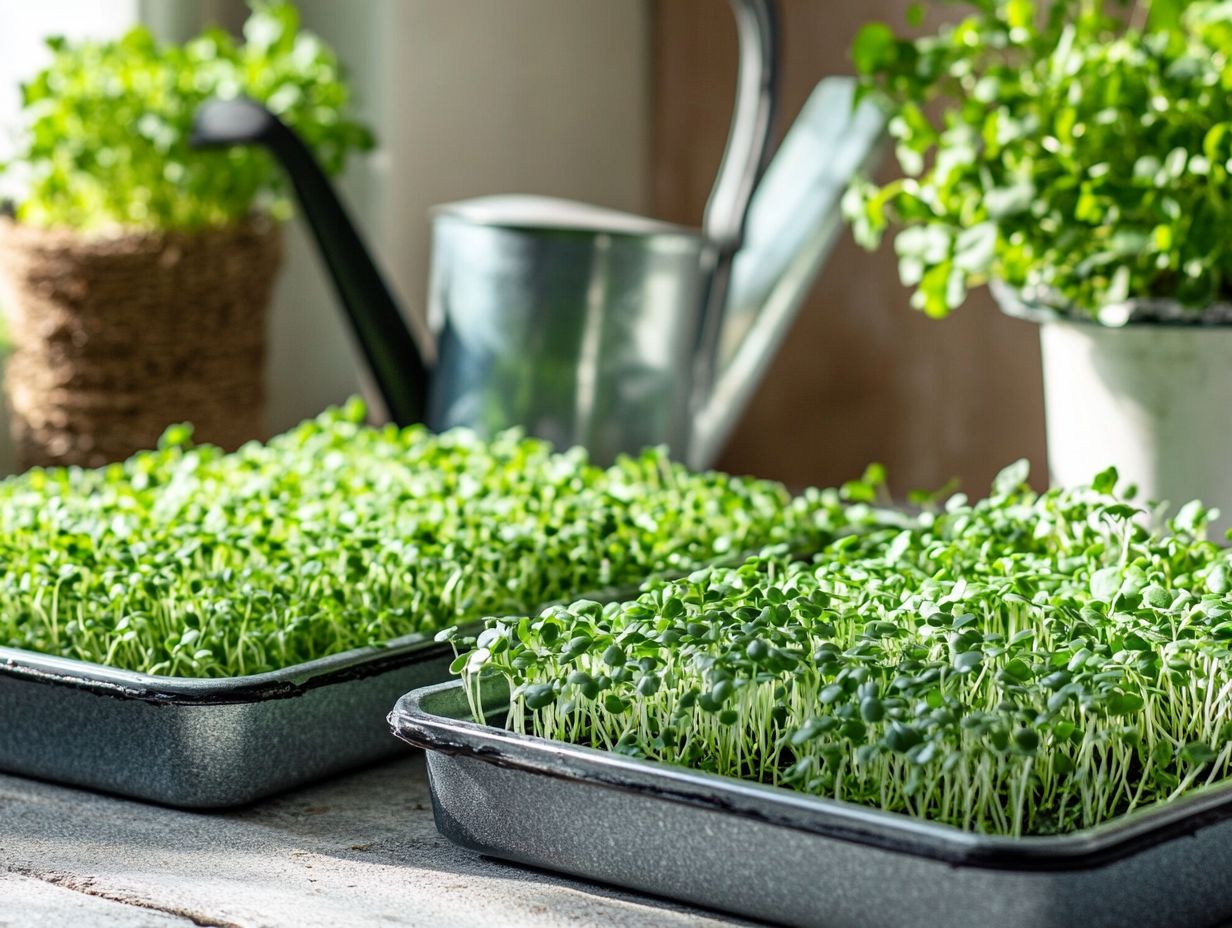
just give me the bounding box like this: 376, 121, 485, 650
1040, 321, 1232, 537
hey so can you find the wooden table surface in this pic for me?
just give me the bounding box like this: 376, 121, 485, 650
0, 751, 752, 928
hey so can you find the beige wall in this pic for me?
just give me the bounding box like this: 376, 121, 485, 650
653, 0, 1047, 497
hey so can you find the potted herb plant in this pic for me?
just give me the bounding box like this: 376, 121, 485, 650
0, 1, 371, 468
844, 0, 1232, 532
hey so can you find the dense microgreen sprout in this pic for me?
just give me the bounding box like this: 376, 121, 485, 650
459, 461, 1232, 836
0, 398, 830, 677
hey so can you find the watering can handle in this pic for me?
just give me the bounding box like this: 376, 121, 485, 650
704, 0, 778, 257
689, 0, 778, 436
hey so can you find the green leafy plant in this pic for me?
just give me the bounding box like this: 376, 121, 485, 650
844, 0, 1232, 318
0, 399, 829, 677
0, 1, 372, 231
458, 461, 1232, 836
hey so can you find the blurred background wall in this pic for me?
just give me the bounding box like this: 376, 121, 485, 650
0, 0, 1047, 495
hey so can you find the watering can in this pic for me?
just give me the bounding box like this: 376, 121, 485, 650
191, 0, 884, 469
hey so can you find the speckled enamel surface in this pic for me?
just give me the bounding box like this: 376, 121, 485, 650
396, 682, 1232, 928
0, 644, 453, 807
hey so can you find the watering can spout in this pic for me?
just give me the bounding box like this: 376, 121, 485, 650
687, 78, 887, 471
191, 97, 431, 427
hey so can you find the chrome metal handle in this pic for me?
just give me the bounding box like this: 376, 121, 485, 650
689, 0, 778, 436
703, 0, 779, 257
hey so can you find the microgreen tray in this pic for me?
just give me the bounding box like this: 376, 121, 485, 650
0, 631, 458, 808
0, 571, 670, 808
392, 680, 1232, 928
0, 545, 822, 808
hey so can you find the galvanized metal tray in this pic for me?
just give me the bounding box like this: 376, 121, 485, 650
391, 680, 1232, 928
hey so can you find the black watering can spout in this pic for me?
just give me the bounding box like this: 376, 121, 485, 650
191, 97, 429, 427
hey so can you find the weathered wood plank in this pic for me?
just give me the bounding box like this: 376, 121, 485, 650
0, 753, 748, 928
0, 872, 190, 926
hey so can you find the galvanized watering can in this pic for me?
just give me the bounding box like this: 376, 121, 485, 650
191, 0, 883, 468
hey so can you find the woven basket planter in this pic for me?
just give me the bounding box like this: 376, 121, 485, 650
0, 218, 283, 469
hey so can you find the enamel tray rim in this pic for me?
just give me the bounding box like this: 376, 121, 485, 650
391, 678, 1232, 873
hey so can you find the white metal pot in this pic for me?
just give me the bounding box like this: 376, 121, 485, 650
1038, 319, 1232, 537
